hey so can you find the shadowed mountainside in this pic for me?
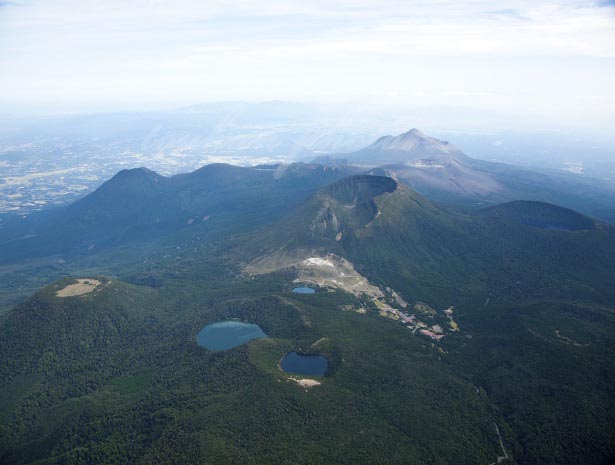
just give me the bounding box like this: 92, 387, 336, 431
0, 163, 358, 263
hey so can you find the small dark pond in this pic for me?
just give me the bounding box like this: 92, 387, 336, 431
196, 321, 267, 351
280, 351, 328, 376
292, 286, 316, 294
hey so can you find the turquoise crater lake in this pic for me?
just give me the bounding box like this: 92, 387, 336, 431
280, 352, 328, 376
196, 321, 267, 351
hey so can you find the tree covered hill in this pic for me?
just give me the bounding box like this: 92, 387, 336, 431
246, 175, 615, 306
0, 163, 357, 263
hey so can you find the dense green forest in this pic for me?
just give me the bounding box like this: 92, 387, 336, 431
0, 278, 503, 464
1, 173, 614, 464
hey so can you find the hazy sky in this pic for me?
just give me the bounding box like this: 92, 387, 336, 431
1, 0, 614, 130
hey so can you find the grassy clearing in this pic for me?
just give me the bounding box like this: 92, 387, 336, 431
56, 278, 102, 297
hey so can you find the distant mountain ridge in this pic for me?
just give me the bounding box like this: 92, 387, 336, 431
331, 128, 502, 198
349, 128, 469, 164
0, 162, 358, 263
481, 200, 602, 231
4, 151, 613, 266
316, 128, 615, 222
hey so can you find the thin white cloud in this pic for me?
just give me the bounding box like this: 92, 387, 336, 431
0, 0, 613, 129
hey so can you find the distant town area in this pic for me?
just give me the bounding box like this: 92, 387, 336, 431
0, 135, 292, 215
0, 112, 378, 215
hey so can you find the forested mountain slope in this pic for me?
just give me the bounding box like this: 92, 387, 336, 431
0, 163, 356, 263
1, 170, 614, 465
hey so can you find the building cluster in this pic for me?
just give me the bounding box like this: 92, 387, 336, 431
377, 299, 454, 341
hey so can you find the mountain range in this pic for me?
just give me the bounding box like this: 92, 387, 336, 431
0, 163, 356, 263
1, 131, 614, 465
318, 129, 615, 222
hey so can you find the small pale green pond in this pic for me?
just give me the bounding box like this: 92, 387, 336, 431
196, 320, 267, 350
292, 286, 316, 294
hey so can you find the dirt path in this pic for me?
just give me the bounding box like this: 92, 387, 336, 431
489, 423, 509, 465
277, 296, 311, 327
311, 337, 328, 348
